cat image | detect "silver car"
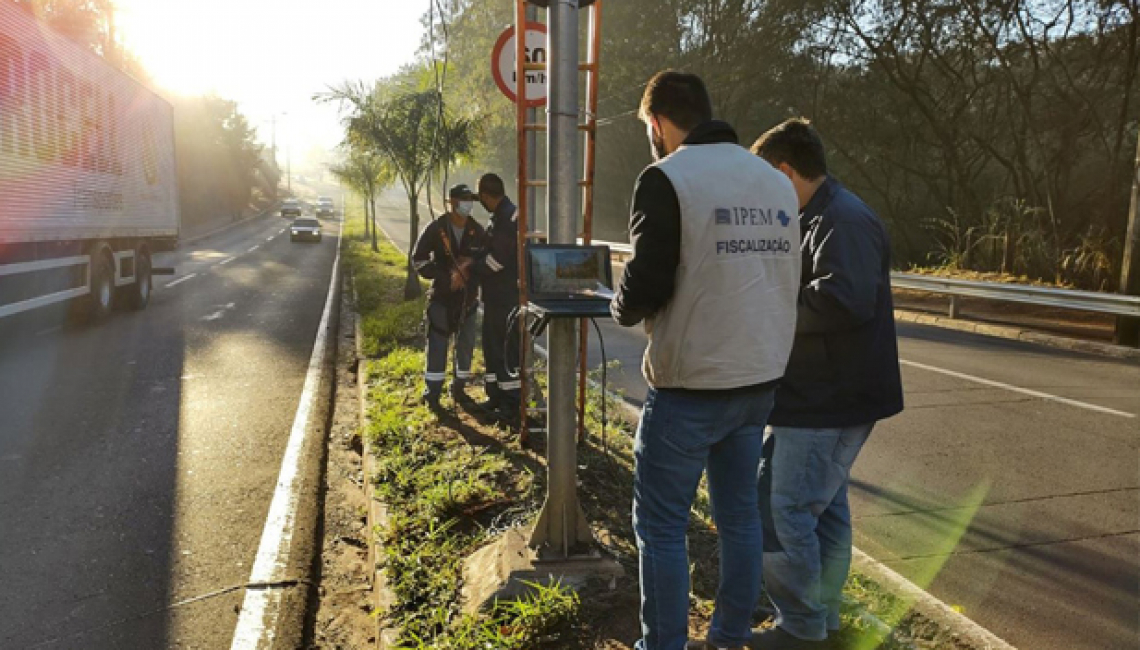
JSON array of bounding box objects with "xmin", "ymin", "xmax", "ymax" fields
[{"xmin": 290, "ymin": 217, "xmax": 322, "ymax": 242}]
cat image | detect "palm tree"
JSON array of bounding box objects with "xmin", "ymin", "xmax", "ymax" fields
[{"xmin": 320, "ymin": 80, "xmax": 479, "ymax": 299}]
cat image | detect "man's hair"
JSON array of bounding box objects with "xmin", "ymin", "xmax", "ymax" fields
[
  {"xmin": 478, "ymin": 173, "xmax": 505, "ymax": 199},
  {"xmin": 751, "ymin": 118, "xmax": 828, "ymax": 180},
  {"xmin": 638, "ymin": 71, "xmax": 713, "ymax": 131}
]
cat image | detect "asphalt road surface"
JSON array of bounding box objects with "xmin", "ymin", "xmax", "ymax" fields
[
  {"xmin": 376, "ymin": 192, "xmax": 1139, "ymax": 650},
  {"xmin": 0, "ymin": 213, "xmax": 339, "ymax": 648}
]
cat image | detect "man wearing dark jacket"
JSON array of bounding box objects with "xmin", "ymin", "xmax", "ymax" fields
[
  {"xmin": 412, "ymin": 184, "xmax": 487, "ymax": 411},
  {"xmin": 612, "ymin": 71, "xmax": 801, "ymax": 650},
  {"xmin": 749, "ymin": 119, "xmax": 904, "ymax": 649},
  {"xmin": 473, "ymin": 173, "xmax": 521, "ymax": 420}
]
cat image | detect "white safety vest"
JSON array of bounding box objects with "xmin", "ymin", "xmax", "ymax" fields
[{"xmin": 642, "ymin": 143, "xmax": 802, "ymax": 389}]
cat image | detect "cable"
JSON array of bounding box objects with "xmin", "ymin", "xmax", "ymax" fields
[{"xmin": 588, "ymin": 317, "xmax": 609, "ymax": 459}]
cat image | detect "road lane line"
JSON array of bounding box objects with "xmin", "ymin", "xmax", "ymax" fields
[
  {"xmin": 248, "ymin": 245, "xmax": 260, "ymax": 253},
  {"xmin": 900, "ymin": 359, "xmax": 1135, "ymax": 419},
  {"xmin": 218, "ymin": 257, "xmax": 236, "ymax": 266},
  {"xmin": 266, "ymin": 235, "xmax": 275, "ymax": 242},
  {"xmin": 164, "ymin": 273, "xmax": 197, "ymax": 287},
  {"xmin": 230, "ymin": 220, "xmax": 342, "ymax": 649}
]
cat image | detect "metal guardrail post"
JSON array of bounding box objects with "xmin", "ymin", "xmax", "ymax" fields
[
  {"xmin": 1116, "ymin": 133, "xmax": 1140, "ymax": 347},
  {"xmin": 949, "ymin": 295, "xmax": 960, "ymax": 319}
]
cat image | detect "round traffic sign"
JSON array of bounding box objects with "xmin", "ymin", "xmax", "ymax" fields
[{"xmin": 491, "ymin": 22, "xmax": 547, "ymax": 107}]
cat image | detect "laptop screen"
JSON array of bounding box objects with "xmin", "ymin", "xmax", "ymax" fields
[{"xmin": 527, "ymin": 244, "xmax": 613, "ymax": 299}]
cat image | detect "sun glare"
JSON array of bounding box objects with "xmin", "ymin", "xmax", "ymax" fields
[{"xmin": 112, "ymin": 0, "xmax": 425, "ymax": 152}]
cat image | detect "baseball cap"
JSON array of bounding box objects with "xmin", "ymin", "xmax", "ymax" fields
[{"xmin": 449, "ymin": 184, "xmax": 476, "ymax": 199}]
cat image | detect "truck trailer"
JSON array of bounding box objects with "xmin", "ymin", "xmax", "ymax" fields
[{"xmin": 0, "ymin": 1, "xmax": 179, "ymax": 324}]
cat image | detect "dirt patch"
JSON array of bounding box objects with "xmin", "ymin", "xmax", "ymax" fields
[{"xmin": 308, "ymin": 298, "xmax": 377, "ymax": 649}]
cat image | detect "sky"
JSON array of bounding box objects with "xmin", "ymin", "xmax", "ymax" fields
[{"xmin": 114, "ymin": 0, "xmax": 427, "ymax": 170}]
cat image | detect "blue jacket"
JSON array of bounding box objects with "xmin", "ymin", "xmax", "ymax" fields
[
  {"xmin": 768, "ymin": 177, "xmax": 904, "ymax": 428},
  {"xmin": 474, "ymin": 196, "xmax": 519, "ymax": 305}
]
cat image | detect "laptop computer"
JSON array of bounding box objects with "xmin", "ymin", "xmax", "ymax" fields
[{"xmin": 525, "ymin": 243, "xmax": 615, "ymax": 318}]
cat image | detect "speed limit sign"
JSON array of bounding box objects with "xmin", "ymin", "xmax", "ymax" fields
[{"xmin": 491, "ymin": 22, "xmax": 548, "ymax": 107}]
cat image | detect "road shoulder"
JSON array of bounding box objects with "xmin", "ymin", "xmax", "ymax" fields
[{"xmin": 894, "ymin": 308, "xmax": 1140, "ymax": 361}]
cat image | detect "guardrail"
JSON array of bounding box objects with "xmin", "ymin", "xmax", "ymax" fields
[{"xmin": 588, "ymin": 238, "xmax": 1140, "ymax": 320}]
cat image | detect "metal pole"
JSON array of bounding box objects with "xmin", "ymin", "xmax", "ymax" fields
[
  {"xmin": 530, "ymin": 0, "xmax": 592, "ymax": 557},
  {"xmin": 522, "ymin": 3, "xmax": 540, "ymax": 418},
  {"xmin": 1115, "ymin": 132, "xmax": 1140, "ymax": 346},
  {"xmin": 514, "ymin": 0, "xmax": 531, "ymax": 443}
]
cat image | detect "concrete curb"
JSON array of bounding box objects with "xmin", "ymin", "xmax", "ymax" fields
[
  {"xmin": 852, "ymin": 549, "xmax": 1017, "ymax": 650},
  {"xmin": 349, "ymin": 274, "xmax": 402, "ymax": 650},
  {"xmin": 894, "ymin": 309, "xmax": 1140, "ymax": 361}
]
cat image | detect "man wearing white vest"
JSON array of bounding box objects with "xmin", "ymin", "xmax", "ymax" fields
[{"xmin": 610, "ymin": 71, "xmax": 801, "ymax": 650}]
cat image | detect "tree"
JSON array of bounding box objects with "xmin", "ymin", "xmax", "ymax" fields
[
  {"xmin": 330, "ymin": 147, "xmax": 393, "ymax": 253},
  {"xmin": 172, "ymin": 94, "xmax": 266, "ymax": 229},
  {"xmin": 321, "ymin": 77, "xmax": 477, "ymax": 299}
]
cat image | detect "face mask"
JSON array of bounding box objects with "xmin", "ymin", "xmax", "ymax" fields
[{"xmin": 456, "ymin": 201, "xmax": 474, "ymax": 217}]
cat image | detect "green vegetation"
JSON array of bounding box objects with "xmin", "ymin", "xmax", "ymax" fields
[
  {"xmin": 346, "ymin": 214, "xmax": 581, "ymax": 647},
  {"xmin": 321, "ymin": 67, "xmax": 480, "ymax": 299},
  {"xmin": 173, "ymin": 94, "xmax": 273, "ymax": 227},
  {"xmin": 430, "ymin": 0, "xmax": 1139, "ymax": 291}
]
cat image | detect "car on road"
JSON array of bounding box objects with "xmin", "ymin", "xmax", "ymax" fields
[
  {"xmin": 315, "ymin": 197, "xmax": 335, "ymax": 217},
  {"xmin": 281, "ymin": 199, "xmax": 302, "ymax": 217},
  {"xmin": 290, "ymin": 217, "xmax": 323, "ymax": 242}
]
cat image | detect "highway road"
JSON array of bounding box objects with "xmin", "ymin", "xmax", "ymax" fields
[
  {"xmin": 0, "ymin": 214, "xmax": 340, "ymax": 648},
  {"xmin": 376, "ymin": 192, "xmax": 1139, "ymax": 650}
]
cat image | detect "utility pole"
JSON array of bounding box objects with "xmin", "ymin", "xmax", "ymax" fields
[
  {"xmin": 529, "ymin": 0, "xmax": 593, "ymax": 558},
  {"xmin": 1116, "ymin": 132, "xmax": 1140, "ymax": 346}
]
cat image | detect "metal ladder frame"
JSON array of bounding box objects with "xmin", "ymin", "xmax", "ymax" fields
[{"xmin": 513, "ymin": 0, "xmax": 603, "ymax": 443}]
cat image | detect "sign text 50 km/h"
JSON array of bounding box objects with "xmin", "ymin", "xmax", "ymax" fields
[{"xmin": 491, "ymin": 22, "xmax": 547, "ymax": 107}]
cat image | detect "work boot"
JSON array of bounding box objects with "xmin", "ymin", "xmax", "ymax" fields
[
  {"xmin": 475, "ymin": 396, "xmax": 501, "ymax": 414},
  {"xmin": 493, "ymin": 401, "xmax": 522, "ymax": 429},
  {"xmin": 422, "ymin": 391, "xmax": 444, "ymax": 414},
  {"xmin": 450, "ymin": 381, "xmax": 472, "ymax": 406},
  {"xmin": 747, "ymin": 627, "xmax": 822, "ymax": 649}
]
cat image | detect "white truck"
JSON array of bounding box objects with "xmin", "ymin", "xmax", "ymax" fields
[{"xmin": 0, "ymin": 1, "xmax": 179, "ymax": 324}]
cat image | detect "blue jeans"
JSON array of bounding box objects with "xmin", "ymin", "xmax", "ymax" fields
[
  {"xmin": 758, "ymin": 424, "xmax": 874, "ymax": 640},
  {"xmin": 633, "ymin": 384, "xmax": 777, "ymax": 650}
]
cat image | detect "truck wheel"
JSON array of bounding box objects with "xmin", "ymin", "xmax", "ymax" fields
[
  {"xmin": 72, "ymin": 250, "xmax": 114, "ymax": 324},
  {"xmin": 120, "ymin": 250, "xmax": 152, "ymax": 311}
]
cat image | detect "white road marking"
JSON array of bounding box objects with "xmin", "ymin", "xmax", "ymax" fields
[
  {"xmin": 35, "ymin": 325, "xmax": 62, "ymax": 337},
  {"xmin": 201, "ymin": 303, "xmax": 237, "ymax": 322},
  {"xmin": 230, "ymin": 219, "xmax": 342, "ymax": 649},
  {"xmin": 218, "ymin": 257, "xmax": 236, "ymax": 266},
  {"xmin": 248, "ymin": 245, "xmax": 260, "ymax": 253},
  {"xmin": 901, "ymin": 359, "xmax": 1135, "ymax": 419},
  {"xmin": 266, "ymin": 235, "xmax": 275, "ymax": 242},
  {"xmin": 165, "ymin": 273, "xmax": 198, "ymax": 287}
]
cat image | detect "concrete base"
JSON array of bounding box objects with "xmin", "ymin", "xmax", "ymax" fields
[{"xmin": 461, "ymin": 526, "xmax": 624, "ymax": 614}]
